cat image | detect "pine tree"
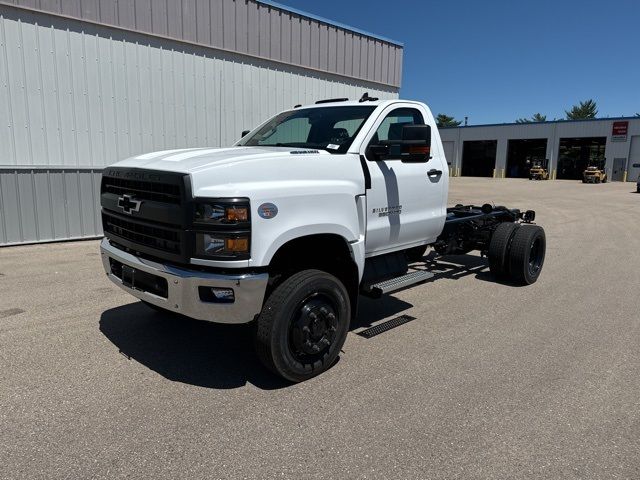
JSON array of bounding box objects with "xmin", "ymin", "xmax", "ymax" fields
[
  {"xmin": 565, "ymin": 100, "xmax": 597, "ymax": 120},
  {"xmin": 436, "ymin": 113, "xmax": 462, "ymax": 127}
]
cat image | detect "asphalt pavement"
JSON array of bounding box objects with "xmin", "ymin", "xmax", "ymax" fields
[{"xmin": 1, "ymin": 178, "xmax": 639, "ymax": 479}]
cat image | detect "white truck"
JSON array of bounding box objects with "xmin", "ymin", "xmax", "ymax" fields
[{"xmin": 100, "ymin": 95, "xmax": 546, "ymax": 382}]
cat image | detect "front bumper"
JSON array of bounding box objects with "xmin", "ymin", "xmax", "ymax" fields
[{"xmin": 100, "ymin": 239, "xmax": 268, "ymax": 324}]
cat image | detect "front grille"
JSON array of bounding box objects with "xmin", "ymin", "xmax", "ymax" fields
[
  {"xmin": 102, "ymin": 212, "xmax": 181, "ymax": 254},
  {"xmin": 101, "ymin": 177, "xmax": 181, "ymax": 204},
  {"xmin": 100, "ymin": 167, "xmax": 189, "ymax": 262}
]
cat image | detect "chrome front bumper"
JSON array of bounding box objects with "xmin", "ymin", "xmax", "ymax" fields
[{"xmin": 100, "ymin": 239, "xmax": 268, "ymax": 324}]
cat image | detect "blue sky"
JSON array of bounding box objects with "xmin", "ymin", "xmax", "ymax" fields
[{"xmin": 274, "ymin": 0, "xmax": 640, "ymax": 125}]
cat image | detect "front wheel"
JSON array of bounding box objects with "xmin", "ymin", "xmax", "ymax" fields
[{"xmin": 255, "ymin": 269, "xmax": 350, "ymax": 382}]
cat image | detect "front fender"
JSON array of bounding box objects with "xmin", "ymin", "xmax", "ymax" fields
[{"xmin": 252, "ymin": 223, "xmax": 360, "ymax": 268}]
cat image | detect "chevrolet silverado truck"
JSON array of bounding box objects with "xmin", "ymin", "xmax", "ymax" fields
[{"xmin": 100, "ymin": 95, "xmax": 546, "ymax": 382}]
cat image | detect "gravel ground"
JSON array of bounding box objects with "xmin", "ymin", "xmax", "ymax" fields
[{"xmin": 1, "ymin": 178, "xmax": 639, "ymax": 479}]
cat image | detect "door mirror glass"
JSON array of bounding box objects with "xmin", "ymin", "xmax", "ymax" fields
[
  {"xmin": 368, "ymin": 124, "xmax": 431, "ymax": 163},
  {"xmin": 397, "ymin": 124, "xmax": 431, "ymax": 163}
]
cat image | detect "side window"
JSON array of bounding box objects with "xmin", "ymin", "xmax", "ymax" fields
[
  {"xmin": 372, "ymin": 108, "xmax": 424, "ymax": 143},
  {"xmin": 256, "ymin": 117, "xmax": 311, "ymax": 145}
]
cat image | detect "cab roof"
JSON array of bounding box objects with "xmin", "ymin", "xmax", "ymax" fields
[{"xmin": 291, "ymin": 98, "xmax": 421, "ymax": 110}]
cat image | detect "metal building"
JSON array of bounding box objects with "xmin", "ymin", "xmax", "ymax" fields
[
  {"xmin": 0, "ymin": 0, "xmax": 403, "ymax": 246},
  {"xmin": 440, "ymin": 117, "xmax": 640, "ymax": 182}
]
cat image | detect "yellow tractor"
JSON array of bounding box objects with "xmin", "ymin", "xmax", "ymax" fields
[
  {"xmin": 529, "ymin": 159, "xmax": 549, "ymax": 180},
  {"xmin": 582, "ymin": 158, "xmax": 607, "ymax": 184}
]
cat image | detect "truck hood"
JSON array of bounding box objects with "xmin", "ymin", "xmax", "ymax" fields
[
  {"xmin": 109, "ymin": 146, "xmax": 361, "ymax": 198},
  {"xmin": 112, "ymin": 146, "xmax": 331, "ymax": 173}
]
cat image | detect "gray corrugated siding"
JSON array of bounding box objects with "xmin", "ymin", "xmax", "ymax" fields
[
  {"xmin": 0, "ymin": 168, "xmax": 102, "ymax": 244},
  {"xmin": 0, "ymin": 5, "xmax": 399, "ymax": 245},
  {"xmin": 0, "ymin": 0, "xmax": 403, "ymax": 88}
]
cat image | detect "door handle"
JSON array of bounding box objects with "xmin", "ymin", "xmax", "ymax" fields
[{"xmin": 427, "ymin": 169, "xmax": 443, "ymax": 177}]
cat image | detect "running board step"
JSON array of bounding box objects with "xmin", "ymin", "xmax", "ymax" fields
[{"xmin": 361, "ymin": 270, "xmax": 434, "ymax": 298}]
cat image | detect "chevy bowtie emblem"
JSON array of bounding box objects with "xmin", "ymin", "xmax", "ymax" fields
[{"xmin": 117, "ymin": 194, "xmax": 142, "ymax": 214}]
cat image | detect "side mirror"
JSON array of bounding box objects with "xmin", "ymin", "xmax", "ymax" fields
[
  {"xmin": 368, "ymin": 124, "xmax": 432, "ymax": 162},
  {"xmin": 241, "ymin": 130, "xmax": 250, "ymax": 138},
  {"xmin": 393, "ymin": 125, "xmax": 432, "ymax": 163}
]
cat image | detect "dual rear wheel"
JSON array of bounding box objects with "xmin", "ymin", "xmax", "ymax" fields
[{"xmin": 489, "ymin": 223, "xmax": 546, "ymax": 285}]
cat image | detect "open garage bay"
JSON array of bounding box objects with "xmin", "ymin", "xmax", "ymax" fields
[{"xmin": 1, "ymin": 178, "xmax": 639, "ymax": 479}]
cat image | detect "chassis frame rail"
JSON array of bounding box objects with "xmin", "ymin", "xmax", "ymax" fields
[{"xmin": 434, "ymin": 204, "xmax": 535, "ymax": 256}]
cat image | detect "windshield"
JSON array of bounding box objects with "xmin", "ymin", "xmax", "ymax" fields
[{"xmin": 237, "ymin": 105, "xmax": 376, "ymax": 154}]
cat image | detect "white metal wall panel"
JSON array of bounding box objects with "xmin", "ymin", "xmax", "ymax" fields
[
  {"xmin": 2, "ymin": 0, "xmax": 403, "ymax": 84},
  {"xmin": 0, "ymin": 6, "xmax": 399, "ymax": 245},
  {"xmin": 0, "ymin": 7, "xmax": 397, "ymax": 169}
]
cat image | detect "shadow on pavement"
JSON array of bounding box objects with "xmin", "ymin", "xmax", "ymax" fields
[
  {"xmin": 418, "ymin": 252, "xmax": 520, "ymax": 287},
  {"xmin": 99, "ymin": 294, "xmax": 417, "ymax": 390},
  {"xmin": 99, "ymin": 302, "xmax": 289, "ymax": 391},
  {"xmin": 98, "ymin": 254, "xmax": 509, "ymax": 390}
]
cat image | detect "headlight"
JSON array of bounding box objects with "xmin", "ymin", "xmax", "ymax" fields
[
  {"xmin": 192, "ymin": 199, "xmax": 250, "ymax": 260},
  {"xmin": 195, "ymin": 233, "xmax": 250, "ymax": 258},
  {"xmin": 194, "ymin": 202, "xmax": 249, "ymax": 225}
]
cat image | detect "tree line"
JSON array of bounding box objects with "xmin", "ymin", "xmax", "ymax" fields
[{"xmin": 436, "ymin": 99, "xmax": 638, "ymax": 127}]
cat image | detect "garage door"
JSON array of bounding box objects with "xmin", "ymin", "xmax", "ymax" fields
[
  {"xmin": 627, "ymin": 136, "xmax": 640, "ymax": 182},
  {"xmin": 442, "ymin": 141, "xmax": 455, "ymax": 174},
  {"xmin": 462, "ymin": 140, "xmax": 497, "ymax": 177}
]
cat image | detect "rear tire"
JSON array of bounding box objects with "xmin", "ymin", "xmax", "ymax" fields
[
  {"xmin": 507, "ymin": 225, "xmax": 546, "ymax": 285},
  {"xmin": 255, "ymin": 269, "xmax": 350, "ymax": 382},
  {"xmin": 488, "ymin": 222, "xmax": 519, "ymax": 279}
]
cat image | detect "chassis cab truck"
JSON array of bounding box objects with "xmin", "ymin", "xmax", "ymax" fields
[{"xmin": 100, "ymin": 97, "xmax": 546, "ymax": 382}]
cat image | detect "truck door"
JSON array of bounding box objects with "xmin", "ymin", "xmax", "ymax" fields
[{"xmin": 361, "ymin": 105, "xmax": 447, "ymax": 255}]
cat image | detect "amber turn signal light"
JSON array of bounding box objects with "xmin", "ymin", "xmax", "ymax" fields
[{"xmin": 225, "ymin": 237, "xmax": 249, "ymax": 252}]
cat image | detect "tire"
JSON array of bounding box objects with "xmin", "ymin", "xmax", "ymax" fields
[
  {"xmin": 596, "ymin": 177, "xmax": 601, "ymax": 184},
  {"xmin": 507, "ymin": 225, "xmax": 546, "ymax": 286},
  {"xmin": 488, "ymin": 222, "xmax": 519, "ymax": 279},
  {"xmin": 406, "ymin": 245, "xmax": 428, "ymax": 262},
  {"xmin": 255, "ymin": 269, "xmax": 350, "ymax": 382}
]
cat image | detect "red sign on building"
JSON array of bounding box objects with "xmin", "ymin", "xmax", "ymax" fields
[{"xmin": 611, "ymin": 121, "xmax": 628, "ymax": 142}]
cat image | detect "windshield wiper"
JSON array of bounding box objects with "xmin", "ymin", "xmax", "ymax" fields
[{"xmin": 272, "ymin": 142, "xmax": 334, "ymax": 152}]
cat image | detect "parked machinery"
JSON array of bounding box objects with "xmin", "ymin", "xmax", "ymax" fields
[
  {"xmin": 583, "ymin": 158, "xmax": 607, "ymax": 183},
  {"xmin": 529, "ymin": 158, "xmax": 549, "ymax": 180}
]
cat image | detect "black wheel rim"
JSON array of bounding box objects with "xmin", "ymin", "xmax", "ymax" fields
[
  {"xmin": 288, "ymin": 293, "xmax": 338, "ymax": 362},
  {"xmin": 528, "ymin": 237, "xmax": 543, "ymax": 275}
]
